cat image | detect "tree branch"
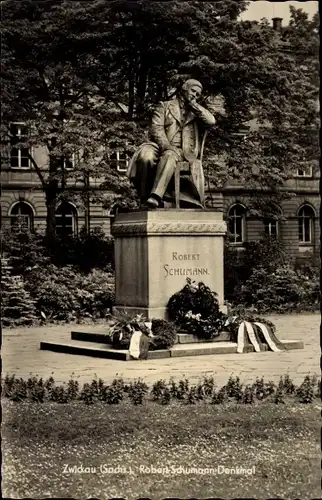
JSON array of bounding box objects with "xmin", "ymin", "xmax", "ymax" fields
[{"xmin": 27, "ymin": 153, "xmax": 46, "ymax": 187}]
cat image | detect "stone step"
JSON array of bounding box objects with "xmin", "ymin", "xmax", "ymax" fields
[
  {"xmin": 71, "ymin": 331, "xmax": 110, "ymax": 343},
  {"xmin": 70, "ymin": 330, "xmax": 231, "ymax": 345},
  {"xmin": 176, "ymin": 331, "xmax": 231, "ymax": 343},
  {"xmin": 40, "ymin": 338, "xmax": 304, "ymax": 361},
  {"xmin": 40, "ymin": 340, "xmax": 170, "ymax": 360}
]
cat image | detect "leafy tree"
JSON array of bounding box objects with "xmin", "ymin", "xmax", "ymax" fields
[
  {"xmin": 1, "ymin": 0, "xmax": 319, "ymax": 228},
  {"xmin": 1, "ymin": 263, "xmax": 38, "ymax": 327},
  {"xmin": 1, "ymin": 0, "xmax": 117, "ymax": 236}
]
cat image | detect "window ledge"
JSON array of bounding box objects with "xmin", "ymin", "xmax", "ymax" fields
[
  {"xmin": 10, "ymin": 167, "xmax": 32, "ymax": 171},
  {"xmin": 228, "ymin": 244, "xmax": 245, "ymax": 250},
  {"xmin": 298, "ymin": 245, "xmax": 314, "ymax": 253}
]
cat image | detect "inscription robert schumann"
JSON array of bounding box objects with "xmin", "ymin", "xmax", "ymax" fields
[{"xmin": 164, "ymin": 252, "xmax": 209, "ymax": 278}]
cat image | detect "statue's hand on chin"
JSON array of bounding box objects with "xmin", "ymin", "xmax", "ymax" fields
[{"xmin": 188, "ymin": 99, "xmax": 200, "ymax": 111}]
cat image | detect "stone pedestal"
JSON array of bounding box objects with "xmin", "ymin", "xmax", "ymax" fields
[{"xmin": 111, "ymin": 209, "xmax": 227, "ymax": 320}]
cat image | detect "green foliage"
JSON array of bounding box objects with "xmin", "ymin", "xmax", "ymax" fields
[
  {"xmin": 296, "ymin": 375, "xmax": 316, "ymax": 404},
  {"xmin": 79, "ymin": 383, "xmax": 95, "ymax": 405},
  {"xmin": 252, "ymin": 377, "xmax": 276, "ymax": 401},
  {"xmin": 107, "ymin": 314, "xmax": 177, "ymax": 351},
  {"xmin": 224, "ymin": 238, "xmax": 291, "ymax": 303},
  {"xmin": 127, "ymin": 379, "xmax": 149, "ymax": 405},
  {"xmin": 211, "ymin": 386, "xmax": 228, "ymax": 405},
  {"xmin": 107, "ymin": 312, "xmax": 149, "ymax": 349},
  {"xmin": 2, "ymin": 1, "xmax": 319, "ymax": 230},
  {"xmin": 78, "ymin": 378, "xmax": 125, "ymax": 404},
  {"xmin": 225, "ymin": 376, "xmax": 244, "ymax": 402},
  {"xmin": 98, "ymin": 378, "xmax": 125, "ymax": 404},
  {"xmin": 48, "ymin": 228, "xmax": 115, "ymax": 272},
  {"xmin": 3, "ymin": 373, "xmax": 319, "ymax": 406},
  {"xmin": 4, "ymin": 377, "xmax": 28, "ymax": 402},
  {"xmin": 24, "ymin": 264, "xmax": 114, "ymax": 322},
  {"xmin": 149, "ymin": 319, "xmax": 177, "ymax": 350},
  {"xmin": 274, "ymin": 381, "xmax": 286, "ymax": 404},
  {"xmin": 1, "ymin": 265, "xmax": 38, "ymax": 327},
  {"xmin": 201, "ymin": 376, "xmax": 216, "ymax": 397},
  {"xmin": 160, "ymin": 387, "xmax": 171, "ymax": 405},
  {"xmin": 167, "ymin": 278, "xmax": 226, "ymax": 339},
  {"xmin": 186, "ymin": 386, "xmax": 199, "ymax": 405},
  {"xmin": 225, "ymin": 239, "xmax": 320, "ymax": 313},
  {"xmin": 67, "ymin": 380, "xmax": 79, "ymax": 400},
  {"xmin": 224, "ymin": 312, "xmax": 276, "ymax": 343},
  {"xmin": 151, "ymin": 380, "xmax": 168, "ymax": 401},
  {"xmin": 167, "ymin": 278, "xmax": 276, "ymax": 341},
  {"xmin": 47, "ymin": 384, "xmax": 70, "ymax": 404},
  {"xmin": 242, "ymin": 385, "xmax": 255, "ymax": 405},
  {"xmin": 2, "ymin": 230, "xmax": 50, "ymax": 276},
  {"xmin": 280, "ymin": 374, "xmax": 296, "ymax": 395},
  {"xmin": 103, "ymin": 385, "xmax": 124, "ymax": 405},
  {"xmin": 240, "ymin": 265, "xmax": 306, "ymax": 313},
  {"xmin": 2, "ymin": 228, "xmax": 114, "ymax": 276}
]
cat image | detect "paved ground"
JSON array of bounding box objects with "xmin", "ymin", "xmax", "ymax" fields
[{"xmin": 2, "ymin": 314, "xmax": 320, "ymax": 386}]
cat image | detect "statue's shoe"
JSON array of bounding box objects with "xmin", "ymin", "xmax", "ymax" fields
[{"xmin": 145, "ymin": 196, "xmax": 159, "ymax": 208}]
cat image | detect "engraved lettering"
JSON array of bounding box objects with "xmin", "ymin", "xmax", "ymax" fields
[
  {"xmin": 171, "ymin": 253, "xmax": 201, "ymax": 261},
  {"xmin": 164, "ymin": 264, "xmax": 209, "ymax": 278}
]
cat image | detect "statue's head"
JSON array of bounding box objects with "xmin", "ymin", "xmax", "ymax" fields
[{"xmin": 181, "ymin": 79, "xmax": 203, "ymax": 103}]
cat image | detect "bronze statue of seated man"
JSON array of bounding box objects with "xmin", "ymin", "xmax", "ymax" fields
[{"xmin": 127, "ymin": 79, "xmax": 216, "ymax": 209}]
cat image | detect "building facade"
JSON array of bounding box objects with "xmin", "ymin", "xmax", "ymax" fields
[
  {"xmin": 1, "ymin": 129, "xmax": 319, "ymax": 259},
  {"xmin": 1, "ymin": 17, "xmax": 319, "ymax": 258}
]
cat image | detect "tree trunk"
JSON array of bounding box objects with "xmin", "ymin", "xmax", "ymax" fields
[
  {"xmin": 45, "ymin": 182, "xmax": 58, "ymax": 238},
  {"xmin": 128, "ymin": 61, "xmax": 135, "ymax": 119},
  {"xmin": 136, "ymin": 56, "xmax": 148, "ymax": 117},
  {"xmin": 46, "ymin": 150, "xmax": 59, "ymax": 238},
  {"xmin": 84, "ymin": 171, "xmax": 90, "ymax": 236}
]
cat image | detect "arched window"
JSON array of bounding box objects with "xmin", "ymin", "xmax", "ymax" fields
[
  {"xmin": 228, "ymin": 204, "xmax": 246, "ymax": 244},
  {"xmin": 298, "ymin": 205, "xmax": 315, "ymax": 244},
  {"xmin": 9, "ymin": 201, "xmax": 34, "ymax": 232},
  {"xmin": 55, "ymin": 202, "xmax": 78, "ymax": 237}
]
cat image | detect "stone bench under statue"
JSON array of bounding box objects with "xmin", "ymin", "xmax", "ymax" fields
[{"xmin": 174, "ymin": 129, "xmax": 208, "ymax": 209}]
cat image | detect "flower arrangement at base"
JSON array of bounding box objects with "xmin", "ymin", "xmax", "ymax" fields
[
  {"xmin": 167, "ymin": 278, "xmax": 227, "ymax": 339},
  {"xmin": 105, "ymin": 312, "xmax": 177, "ymax": 354},
  {"xmin": 223, "ymin": 312, "xmax": 284, "ymax": 353},
  {"xmin": 167, "ymin": 279, "xmax": 282, "ymax": 351},
  {"xmin": 149, "ymin": 319, "xmax": 177, "ymax": 350}
]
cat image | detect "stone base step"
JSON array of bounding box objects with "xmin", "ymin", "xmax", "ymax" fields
[
  {"xmin": 40, "ymin": 339, "xmax": 304, "ymax": 361},
  {"xmin": 70, "ymin": 330, "xmax": 231, "ymax": 345},
  {"xmin": 176, "ymin": 331, "xmax": 231, "ymax": 343}
]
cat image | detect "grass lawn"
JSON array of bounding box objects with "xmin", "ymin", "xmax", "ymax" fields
[{"xmin": 2, "ymin": 399, "xmax": 320, "ymax": 499}]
